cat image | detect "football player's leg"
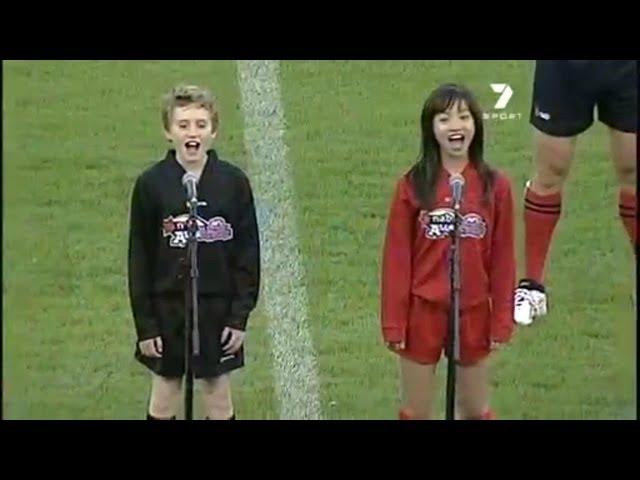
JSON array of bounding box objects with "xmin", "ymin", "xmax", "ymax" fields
[
  {"xmin": 148, "ymin": 373, "xmax": 182, "ymax": 420},
  {"xmin": 526, "ymin": 61, "xmax": 594, "ymax": 284},
  {"xmin": 517, "ymin": 61, "xmax": 593, "ymax": 324},
  {"xmin": 516, "ymin": 131, "xmax": 576, "ymax": 324},
  {"xmin": 200, "ymin": 373, "xmax": 235, "ymax": 420},
  {"xmin": 598, "ymin": 61, "xmax": 637, "ymax": 249},
  {"xmin": 610, "ymin": 129, "xmax": 637, "ymax": 248}
]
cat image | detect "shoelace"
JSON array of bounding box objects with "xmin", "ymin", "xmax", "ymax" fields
[{"xmin": 514, "ymin": 289, "xmax": 532, "ymax": 306}]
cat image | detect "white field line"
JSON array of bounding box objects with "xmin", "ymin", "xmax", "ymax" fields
[{"xmin": 236, "ymin": 60, "xmax": 322, "ymax": 420}]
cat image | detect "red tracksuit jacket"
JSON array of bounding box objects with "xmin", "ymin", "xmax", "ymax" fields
[{"xmin": 381, "ymin": 163, "xmax": 515, "ymax": 345}]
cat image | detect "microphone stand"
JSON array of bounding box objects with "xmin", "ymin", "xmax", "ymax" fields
[
  {"xmin": 184, "ymin": 195, "xmax": 206, "ymax": 420},
  {"xmin": 445, "ymin": 196, "xmax": 463, "ymax": 421}
]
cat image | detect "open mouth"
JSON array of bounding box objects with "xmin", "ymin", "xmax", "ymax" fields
[
  {"xmin": 184, "ymin": 140, "xmax": 201, "ymax": 155},
  {"xmin": 447, "ymin": 133, "xmax": 465, "ymax": 149}
]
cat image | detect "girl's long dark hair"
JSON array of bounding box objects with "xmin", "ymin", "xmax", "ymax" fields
[{"xmin": 409, "ymin": 83, "xmax": 495, "ymax": 210}]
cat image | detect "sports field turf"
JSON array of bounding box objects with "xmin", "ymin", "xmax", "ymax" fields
[{"xmin": 3, "ymin": 60, "xmax": 635, "ymax": 419}]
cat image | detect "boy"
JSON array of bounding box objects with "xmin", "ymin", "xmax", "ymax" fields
[{"xmin": 128, "ymin": 84, "xmax": 260, "ymax": 420}]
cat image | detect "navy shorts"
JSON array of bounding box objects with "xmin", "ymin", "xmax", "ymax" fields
[
  {"xmin": 135, "ymin": 295, "xmax": 244, "ymax": 379},
  {"xmin": 530, "ymin": 60, "xmax": 637, "ymax": 136}
]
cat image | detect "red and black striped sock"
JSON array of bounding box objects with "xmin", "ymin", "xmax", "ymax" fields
[
  {"xmin": 619, "ymin": 189, "xmax": 637, "ymax": 253},
  {"xmin": 524, "ymin": 186, "xmax": 562, "ymax": 284}
]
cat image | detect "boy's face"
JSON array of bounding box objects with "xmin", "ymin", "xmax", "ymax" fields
[{"xmin": 165, "ymin": 104, "xmax": 217, "ymax": 164}]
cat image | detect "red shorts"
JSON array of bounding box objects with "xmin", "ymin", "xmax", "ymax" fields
[{"xmin": 399, "ymin": 295, "xmax": 492, "ymax": 366}]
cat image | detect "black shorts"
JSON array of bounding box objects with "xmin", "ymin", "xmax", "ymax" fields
[
  {"xmin": 135, "ymin": 295, "xmax": 244, "ymax": 379},
  {"xmin": 530, "ymin": 60, "xmax": 637, "ymax": 136}
]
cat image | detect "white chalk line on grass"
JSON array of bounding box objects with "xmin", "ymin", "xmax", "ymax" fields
[{"xmin": 237, "ymin": 60, "xmax": 322, "ymax": 420}]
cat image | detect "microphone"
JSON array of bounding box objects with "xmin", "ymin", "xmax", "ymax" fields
[
  {"xmin": 182, "ymin": 172, "xmax": 198, "ymax": 202},
  {"xmin": 449, "ymin": 174, "xmax": 465, "ymax": 209}
]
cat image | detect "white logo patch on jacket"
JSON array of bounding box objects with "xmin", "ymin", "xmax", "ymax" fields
[
  {"xmin": 419, "ymin": 208, "xmax": 487, "ymax": 239},
  {"xmin": 162, "ymin": 214, "xmax": 234, "ymax": 248}
]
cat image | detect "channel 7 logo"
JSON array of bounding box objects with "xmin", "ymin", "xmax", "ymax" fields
[
  {"xmin": 490, "ymin": 83, "xmax": 514, "ymax": 109},
  {"xmin": 485, "ymin": 83, "xmax": 521, "ymax": 121}
]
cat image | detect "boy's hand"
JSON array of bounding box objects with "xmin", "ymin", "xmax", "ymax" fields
[
  {"xmin": 221, "ymin": 327, "xmax": 245, "ymax": 355},
  {"xmin": 139, "ymin": 336, "xmax": 163, "ymax": 358}
]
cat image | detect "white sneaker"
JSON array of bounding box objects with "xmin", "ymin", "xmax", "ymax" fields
[{"xmin": 514, "ymin": 279, "xmax": 548, "ymax": 326}]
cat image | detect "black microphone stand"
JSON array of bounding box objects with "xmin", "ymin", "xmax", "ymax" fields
[
  {"xmin": 445, "ymin": 196, "xmax": 463, "ymax": 421},
  {"xmin": 184, "ymin": 195, "xmax": 206, "ymax": 420}
]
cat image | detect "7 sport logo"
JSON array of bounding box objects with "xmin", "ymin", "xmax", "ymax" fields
[
  {"xmin": 485, "ymin": 83, "xmax": 521, "ymax": 121},
  {"xmin": 490, "ymin": 83, "xmax": 513, "ymax": 109}
]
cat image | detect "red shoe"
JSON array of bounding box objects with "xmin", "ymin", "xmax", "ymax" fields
[
  {"xmin": 399, "ymin": 408, "xmax": 415, "ymax": 420},
  {"xmin": 480, "ymin": 410, "xmax": 496, "ymax": 420}
]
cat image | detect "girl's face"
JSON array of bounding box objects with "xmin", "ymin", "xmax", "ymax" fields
[{"xmin": 432, "ymin": 99, "xmax": 475, "ymax": 159}]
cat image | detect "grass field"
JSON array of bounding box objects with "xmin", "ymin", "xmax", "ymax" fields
[{"xmin": 3, "ymin": 60, "xmax": 636, "ymax": 419}]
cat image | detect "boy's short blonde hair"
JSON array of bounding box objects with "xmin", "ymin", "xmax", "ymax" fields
[{"xmin": 161, "ymin": 84, "xmax": 219, "ymax": 132}]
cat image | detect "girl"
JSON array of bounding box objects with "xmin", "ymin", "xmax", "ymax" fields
[{"xmin": 381, "ymin": 83, "xmax": 515, "ymax": 420}]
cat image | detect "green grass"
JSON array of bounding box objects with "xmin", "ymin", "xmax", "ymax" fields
[
  {"xmin": 280, "ymin": 60, "xmax": 635, "ymax": 419},
  {"xmin": 3, "ymin": 60, "xmax": 635, "ymax": 419},
  {"xmin": 3, "ymin": 60, "xmax": 277, "ymax": 419}
]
